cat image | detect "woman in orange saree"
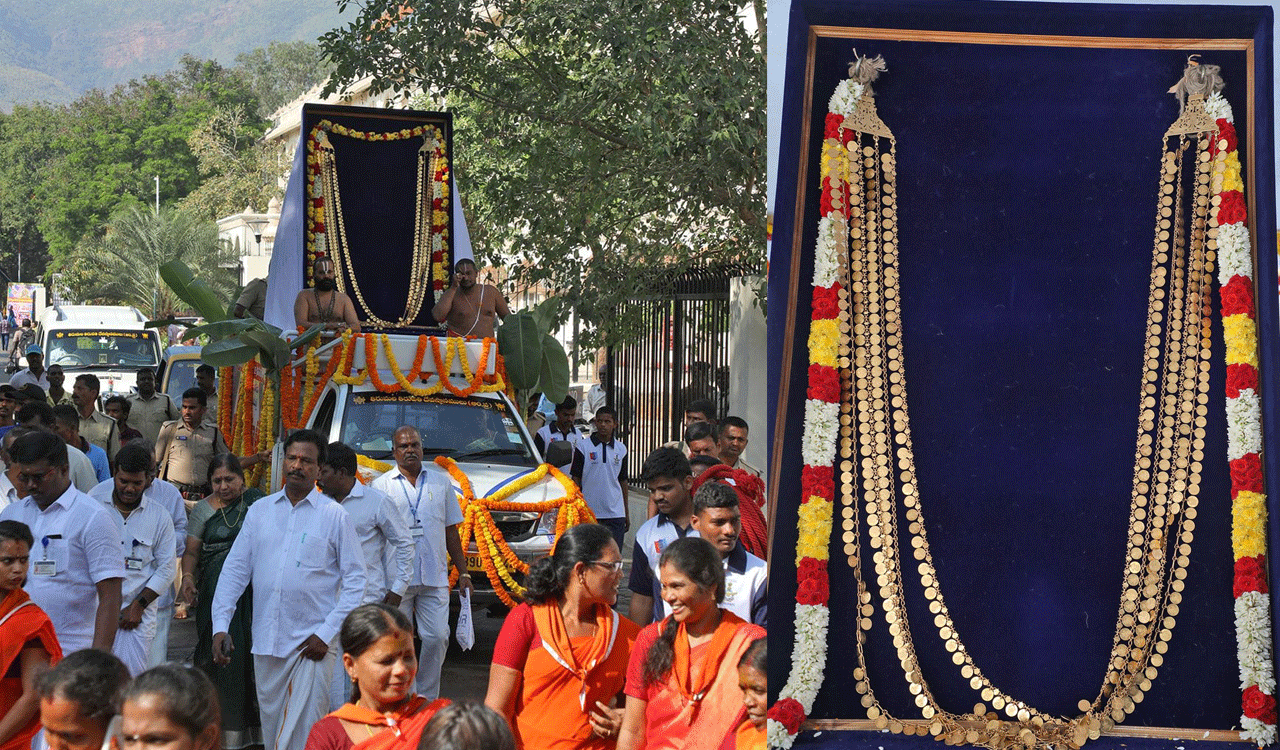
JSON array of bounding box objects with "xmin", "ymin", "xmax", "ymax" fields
[
  {"xmin": 617, "ymin": 538, "xmax": 765, "ymax": 750},
  {"xmin": 720, "ymin": 638, "xmax": 766, "ymax": 750},
  {"xmin": 305, "ymin": 604, "xmax": 448, "ymax": 750},
  {"xmin": 0, "ymin": 520, "xmax": 61, "ymax": 750},
  {"xmin": 485, "ymin": 523, "xmax": 641, "ymax": 749}
]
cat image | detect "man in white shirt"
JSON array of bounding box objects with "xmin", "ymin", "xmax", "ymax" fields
[
  {"xmin": 0, "ymin": 430, "xmax": 123, "ymax": 654},
  {"xmin": 569, "ymin": 406, "xmax": 629, "ymax": 552},
  {"xmin": 211, "ymin": 429, "xmax": 365, "ymax": 750},
  {"xmin": 0, "ymin": 427, "xmax": 22, "ymax": 509},
  {"xmin": 8, "ymin": 344, "xmax": 49, "ymax": 390},
  {"xmin": 90, "ymin": 444, "xmax": 187, "ymax": 669},
  {"xmin": 16, "ymin": 403, "xmax": 99, "ymax": 492},
  {"xmin": 688, "ymin": 480, "xmax": 767, "ymax": 626},
  {"xmin": 318, "ymin": 440, "xmax": 414, "ymax": 710},
  {"xmin": 100, "ymin": 443, "xmax": 176, "ymax": 675},
  {"xmin": 370, "ymin": 426, "xmax": 472, "ymax": 701}
]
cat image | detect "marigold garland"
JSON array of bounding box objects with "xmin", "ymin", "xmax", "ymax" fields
[
  {"xmin": 434, "ymin": 456, "xmax": 596, "ymax": 608},
  {"xmin": 218, "ymin": 366, "xmax": 234, "ymax": 439},
  {"xmin": 1209, "ymin": 88, "xmax": 1278, "ymax": 746},
  {"xmin": 324, "ymin": 332, "xmax": 502, "ymax": 397}
]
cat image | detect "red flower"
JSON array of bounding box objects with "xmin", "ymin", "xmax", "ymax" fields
[
  {"xmin": 313, "ymin": 222, "xmax": 325, "ymax": 233},
  {"xmin": 1234, "ymin": 555, "xmax": 1269, "ymax": 598},
  {"xmin": 1227, "ymin": 364, "xmax": 1259, "ymax": 399},
  {"xmin": 770, "ymin": 698, "xmax": 807, "ymax": 734},
  {"xmin": 1211, "ymin": 119, "xmax": 1238, "ymax": 156},
  {"xmin": 1243, "ymin": 685, "xmax": 1277, "ymax": 725},
  {"xmin": 1231, "ymin": 453, "xmax": 1264, "ymax": 498},
  {"xmin": 812, "ymin": 284, "xmax": 841, "ymax": 319},
  {"xmin": 824, "ymin": 113, "xmax": 843, "ymax": 140},
  {"xmin": 1221, "ymin": 273, "xmax": 1256, "ymax": 319},
  {"xmin": 807, "ymin": 364, "xmax": 841, "ymax": 403},
  {"xmin": 801, "ymin": 465, "xmax": 835, "ymax": 502},
  {"xmin": 1218, "ymin": 190, "xmax": 1247, "ymax": 226},
  {"xmin": 820, "ymin": 182, "xmax": 835, "ymax": 216},
  {"xmin": 797, "ymin": 557, "xmax": 825, "ymax": 580},
  {"xmin": 797, "ymin": 573, "xmax": 830, "ymax": 605}
]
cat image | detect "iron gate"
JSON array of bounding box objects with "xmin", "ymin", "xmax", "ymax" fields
[{"xmin": 605, "ymin": 264, "xmax": 756, "ymax": 482}]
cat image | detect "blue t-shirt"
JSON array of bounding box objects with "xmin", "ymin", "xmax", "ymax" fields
[{"xmin": 83, "ymin": 442, "xmax": 110, "ymax": 483}]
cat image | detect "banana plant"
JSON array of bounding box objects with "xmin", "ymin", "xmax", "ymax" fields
[{"xmin": 496, "ymin": 298, "xmax": 570, "ymax": 406}]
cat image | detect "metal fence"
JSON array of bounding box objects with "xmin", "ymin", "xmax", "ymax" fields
[{"xmin": 605, "ymin": 264, "xmax": 756, "ymax": 482}]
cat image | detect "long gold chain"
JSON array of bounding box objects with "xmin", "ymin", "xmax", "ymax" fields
[
  {"xmin": 315, "ymin": 130, "xmax": 436, "ymax": 328},
  {"xmin": 836, "ymin": 84, "xmax": 1216, "ymax": 749}
]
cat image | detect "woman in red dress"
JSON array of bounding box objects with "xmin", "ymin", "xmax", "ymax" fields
[
  {"xmin": 305, "ymin": 604, "xmax": 449, "ymax": 750},
  {"xmin": 0, "ymin": 520, "xmax": 62, "ymax": 750},
  {"xmin": 617, "ymin": 537, "xmax": 765, "ymax": 750}
]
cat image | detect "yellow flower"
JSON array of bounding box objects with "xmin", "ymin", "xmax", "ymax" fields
[
  {"xmin": 1223, "ymin": 153, "xmax": 1243, "ymax": 193},
  {"xmin": 808, "ymin": 319, "xmax": 840, "ymax": 368},
  {"xmin": 796, "ymin": 498, "xmax": 833, "ymax": 562},
  {"xmin": 1224, "ymin": 315, "xmax": 1259, "ymax": 367},
  {"xmin": 1234, "ymin": 490, "xmax": 1269, "ymax": 559}
]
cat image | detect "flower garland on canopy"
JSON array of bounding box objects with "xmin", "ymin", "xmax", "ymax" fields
[
  {"xmin": 765, "ymin": 76, "xmax": 855, "ymax": 750},
  {"xmin": 434, "ymin": 456, "xmax": 596, "ymax": 608},
  {"xmin": 218, "ymin": 366, "xmax": 235, "ymax": 439},
  {"xmin": 1206, "ymin": 91, "xmax": 1277, "ymax": 747},
  {"xmin": 280, "ymin": 340, "xmax": 344, "ymax": 431},
  {"xmin": 305, "ymin": 120, "xmax": 450, "ymax": 303},
  {"xmin": 329, "ymin": 330, "xmax": 505, "ymax": 396}
]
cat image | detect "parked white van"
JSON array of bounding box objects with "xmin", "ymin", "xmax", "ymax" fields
[{"xmin": 35, "ymin": 305, "xmax": 162, "ymax": 397}]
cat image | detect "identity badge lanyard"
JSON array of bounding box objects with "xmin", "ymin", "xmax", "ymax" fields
[
  {"xmin": 33, "ymin": 535, "xmax": 58, "ymax": 576},
  {"xmin": 125, "ymin": 539, "xmax": 143, "ymax": 571},
  {"xmin": 403, "ymin": 478, "xmax": 426, "ymax": 537}
]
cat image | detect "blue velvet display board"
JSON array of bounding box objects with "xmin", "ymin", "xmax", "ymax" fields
[
  {"xmin": 299, "ymin": 104, "xmax": 454, "ymax": 329},
  {"xmin": 768, "ymin": 0, "xmax": 1277, "ymax": 743}
]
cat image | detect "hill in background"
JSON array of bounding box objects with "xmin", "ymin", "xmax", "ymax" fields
[{"xmin": 0, "ymin": 0, "xmax": 344, "ymax": 111}]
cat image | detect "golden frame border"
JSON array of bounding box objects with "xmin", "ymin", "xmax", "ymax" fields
[{"xmin": 770, "ymin": 25, "xmax": 1258, "ymax": 744}]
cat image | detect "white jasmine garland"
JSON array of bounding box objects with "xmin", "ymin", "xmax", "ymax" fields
[
  {"xmin": 813, "ymin": 216, "xmax": 840, "ymax": 288},
  {"xmin": 781, "ymin": 604, "xmax": 831, "ymax": 712},
  {"xmin": 802, "ymin": 399, "xmax": 841, "ymax": 468},
  {"xmin": 828, "ymin": 79, "xmax": 864, "ymax": 117},
  {"xmin": 1244, "ymin": 717, "xmax": 1278, "ymax": 746},
  {"xmin": 1206, "ymin": 92, "xmax": 1234, "ymax": 124},
  {"xmin": 768, "ymin": 719, "xmax": 795, "ymax": 749},
  {"xmin": 1227, "ymin": 392, "xmax": 1263, "ymax": 460},
  {"xmin": 1217, "ymin": 223, "xmax": 1253, "ymax": 284},
  {"xmin": 1237, "ymin": 592, "xmax": 1277, "ymax": 692}
]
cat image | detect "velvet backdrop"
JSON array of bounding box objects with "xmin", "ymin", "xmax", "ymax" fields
[
  {"xmin": 768, "ymin": 0, "xmax": 1277, "ymax": 741},
  {"xmin": 299, "ymin": 104, "xmax": 454, "ymax": 330}
]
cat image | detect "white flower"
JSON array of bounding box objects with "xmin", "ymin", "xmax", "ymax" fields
[
  {"xmin": 1236, "ymin": 593, "xmax": 1277, "ymax": 693},
  {"xmin": 1242, "ymin": 716, "xmax": 1277, "ymax": 746},
  {"xmin": 780, "ymin": 604, "xmax": 831, "ymax": 713},
  {"xmin": 1206, "ymin": 92, "xmax": 1235, "ymax": 124},
  {"xmin": 1217, "ymin": 223, "xmax": 1253, "ymax": 284},
  {"xmin": 813, "ymin": 216, "xmax": 841, "ymax": 288},
  {"xmin": 829, "ymin": 79, "xmax": 864, "ymax": 117},
  {"xmin": 802, "ymin": 400, "xmax": 841, "ymax": 468},
  {"xmin": 768, "ymin": 719, "xmax": 796, "ymax": 749},
  {"xmin": 1227, "ymin": 392, "xmax": 1263, "ymax": 460}
]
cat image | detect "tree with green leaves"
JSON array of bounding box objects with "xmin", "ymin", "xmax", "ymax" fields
[
  {"xmin": 319, "ymin": 0, "xmax": 765, "ymax": 351},
  {"xmin": 235, "ymin": 40, "xmax": 335, "ymax": 119},
  {"xmin": 54, "ymin": 205, "xmax": 237, "ymax": 316},
  {"xmin": 180, "ymin": 104, "xmax": 282, "ymax": 221}
]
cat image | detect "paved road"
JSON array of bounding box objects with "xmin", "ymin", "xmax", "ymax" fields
[{"xmin": 166, "ymin": 486, "xmax": 650, "ymax": 703}]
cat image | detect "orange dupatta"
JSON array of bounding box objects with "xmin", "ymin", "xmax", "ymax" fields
[
  {"xmin": 327, "ymin": 696, "xmax": 450, "ymax": 750},
  {"xmin": 531, "ymin": 601, "xmax": 619, "ymax": 711},
  {"xmin": 0, "ymin": 587, "xmax": 62, "ymax": 750}
]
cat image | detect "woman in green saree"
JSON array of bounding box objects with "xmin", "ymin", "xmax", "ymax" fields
[{"xmin": 180, "ymin": 454, "xmax": 264, "ymax": 750}]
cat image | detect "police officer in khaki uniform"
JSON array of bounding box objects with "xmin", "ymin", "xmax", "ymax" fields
[
  {"xmin": 154, "ymin": 387, "xmax": 228, "ymax": 499},
  {"xmin": 126, "ymin": 368, "xmax": 177, "ymax": 445},
  {"xmin": 73, "ymin": 373, "xmax": 120, "ymax": 462}
]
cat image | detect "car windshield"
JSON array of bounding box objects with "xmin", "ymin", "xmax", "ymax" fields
[
  {"xmin": 165, "ymin": 359, "xmax": 199, "ymax": 396},
  {"xmin": 48, "ymin": 330, "xmax": 160, "ymax": 369},
  {"xmin": 341, "ymin": 391, "xmax": 537, "ymax": 467}
]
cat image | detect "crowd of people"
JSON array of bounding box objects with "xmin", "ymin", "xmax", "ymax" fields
[{"xmin": 0, "ymin": 358, "xmax": 768, "ymax": 750}]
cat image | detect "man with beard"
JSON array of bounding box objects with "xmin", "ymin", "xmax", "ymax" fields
[
  {"xmin": 431, "ymin": 258, "xmax": 509, "ymax": 339},
  {"xmin": 293, "ymin": 256, "xmax": 361, "ymax": 334},
  {"xmin": 211, "ymin": 429, "xmax": 365, "ymax": 750}
]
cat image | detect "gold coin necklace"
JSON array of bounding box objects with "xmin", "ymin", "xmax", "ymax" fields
[{"xmin": 829, "ymin": 56, "xmax": 1218, "ymax": 749}]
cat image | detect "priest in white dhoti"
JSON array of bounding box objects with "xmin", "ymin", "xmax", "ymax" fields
[
  {"xmin": 211, "ymin": 430, "xmax": 365, "ymax": 750},
  {"xmin": 102, "ymin": 442, "xmax": 176, "ymax": 675}
]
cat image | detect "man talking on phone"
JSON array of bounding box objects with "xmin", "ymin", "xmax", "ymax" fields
[{"xmin": 210, "ymin": 430, "xmax": 364, "ymax": 750}]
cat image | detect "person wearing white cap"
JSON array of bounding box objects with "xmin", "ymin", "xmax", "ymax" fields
[{"xmin": 9, "ymin": 344, "xmax": 49, "ymax": 390}]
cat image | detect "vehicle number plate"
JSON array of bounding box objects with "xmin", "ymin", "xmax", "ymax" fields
[{"xmin": 465, "ymin": 554, "xmax": 485, "ymax": 572}]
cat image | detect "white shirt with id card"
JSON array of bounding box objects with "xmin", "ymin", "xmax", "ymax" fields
[
  {"xmin": 102, "ymin": 494, "xmax": 176, "ymax": 608},
  {"xmin": 0, "ymin": 485, "xmax": 124, "ymax": 654},
  {"xmin": 372, "ymin": 467, "xmax": 463, "ymax": 588}
]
